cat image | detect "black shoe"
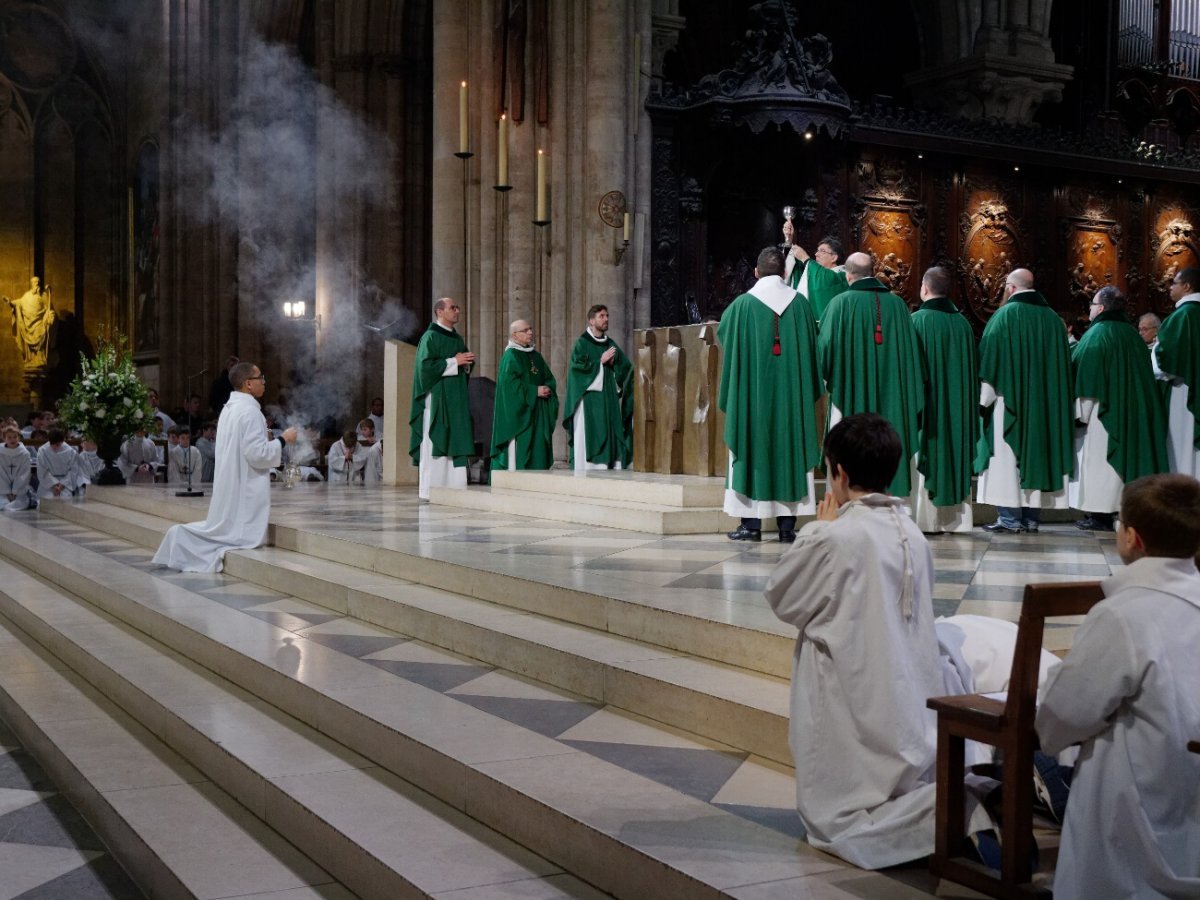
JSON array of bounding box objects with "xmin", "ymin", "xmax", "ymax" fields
[
  {"xmin": 727, "ymin": 524, "xmax": 762, "ymax": 542},
  {"xmin": 983, "ymin": 521, "xmax": 1021, "ymax": 534},
  {"xmin": 1074, "ymin": 515, "xmax": 1114, "ymax": 532},
  {"xmin": 778, "ymin": 530, "xmax": 796, "ymax": 543},
  {"xmin": 1022, "ymin": 523, "xmax": 1040, "ymax": 534}
]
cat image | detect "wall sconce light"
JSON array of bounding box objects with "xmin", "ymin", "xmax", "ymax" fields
[{"xmin": 283, "ymin": 301, "xmax": 320, "ymax": 329}]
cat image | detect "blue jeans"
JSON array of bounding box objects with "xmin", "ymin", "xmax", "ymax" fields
[
  {"xmin": 743, "ymin": 516, "xmax": 797, "ymax": 533},
  {"xmin": 997, "ymin": 506, "xmax": 1040, "ymax": 530}
]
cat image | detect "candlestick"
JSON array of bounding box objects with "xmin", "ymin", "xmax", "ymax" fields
[
  {"xmin": 536, "ymin": 149, "xmax": 547, "ymax": 222},
  {"xmin": 497, "ymin": 114, "xmax": 509, "ymax": 187},
  {"xmin": 459, "ymin": 81, "xmax": 468, "ymax": 154}
]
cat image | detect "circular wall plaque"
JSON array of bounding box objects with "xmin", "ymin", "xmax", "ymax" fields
[{"xmin": 598, "ymin": 190, "xmax": 626, "ymax": 228}]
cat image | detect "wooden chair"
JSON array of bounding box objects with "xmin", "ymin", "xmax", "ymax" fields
[{"xmin": 927, "ymin": 581, "xmax": 1106, "ymax": 899}]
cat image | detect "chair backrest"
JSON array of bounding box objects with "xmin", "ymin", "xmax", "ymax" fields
[{"xmin": 1006, "ymin": 581, "xmax": 1106, "ymax": 732}]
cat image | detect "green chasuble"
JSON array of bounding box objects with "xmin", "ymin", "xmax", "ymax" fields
[
  {"xmin": 791, "ymin": 261, "xmax": 849, "ymax": 323},
  {"xmin": 973, "ymin": 291, "xmax": 1073, "ymax": 490},
  {"xmin": 912, "ymin": 297, "xmax": 979, "ymax": 507},
  {"xmin": 1155, "ymin": 300, "xmax": 1200, "ymax": 450},
  {"xmin": 562, "ymin": 331, "xmax": 633, "ymax": 467},
  {"xmin": 718, "ymin": 285, "xmax": 822, "ymax": 502},
  {"xmin": 817, "ymin": 277, "xmax": 925, "ymax": 495},
  {"xmin": 408, "ymin": 323, "xmax": 475, "ymax": 467},
  {"xmin": 1072, "ymin": 310, "xmax": 1168, "ymax": 481},
  {"xmin": 491, "ymin": 344, "xmax": 559, "ymax": 470}
]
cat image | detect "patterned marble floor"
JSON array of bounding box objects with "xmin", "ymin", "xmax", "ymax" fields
[{"xmin": 0, "ymin": 715, "xmax": 142, "ymax": 900}]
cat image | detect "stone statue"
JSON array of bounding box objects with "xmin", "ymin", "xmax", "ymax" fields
[{"xmin": 3, "ymin": 276, "xmax": 56, "ymax": 369}]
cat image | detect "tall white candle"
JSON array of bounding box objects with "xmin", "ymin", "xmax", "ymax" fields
[
  {"xmin": 498, "ymin": 114, "xmax": 508, "ymax": 185},
  {"xmin": 623, "ymin": 211, "xmax": 631, "ymax": 242},
  {"xmin": 536, "ymin": 149, "xmax": 547, "ymax": 221},
  {"xmin": 459, "ymin": 81, "xmax": 468, "ymax": 153}
]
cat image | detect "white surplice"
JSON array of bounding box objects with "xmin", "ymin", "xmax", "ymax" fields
[
  {"xmin": 1068, "ymin": 397, "xmax": 1124, "ymax": 513},
  {"xmin": 326, "ymin": 439, "xmax": 368, "ymax": 484},
  {"xmin": 764, "ymin": 494, "xmax": 986, "ymax": 868},
  {"xmin": 975, "ymin": 385, "xmax": 1069, "ymax": 509},
  {"xmin": 910, "ymin": 466, "xmax": 973, "ymax": 533},
  {"xmin": 418, "ymin": 357, "xmax": 468, "ymax": 499},
  {"xmin": 152, "ymin": 391, "xmax": 282, "ymax": 573},
  {"xmin": 168, "ymin": 445, "xmax": 202, "ymax": 487},
  {"xmin": 36, "ymin": 444, "xmax": 83, "ymax": 498},
  {"xmin": 1036, "ymin": 557, "xmax": 1200, "ymax": 900},
  {"xmin": 118, "ymin": 436, "xmax": 158, "ymax": 483},
  {"xmin": 195, "ymin": 436, "xmax": 216, "ymax": 482},
  {"xmin": 0, "ymin": 444, "xmax": 33, "ymax": 511},
  {"xmin": 363, "ymin": 442, "xmax": 383, "ymax": 484}
]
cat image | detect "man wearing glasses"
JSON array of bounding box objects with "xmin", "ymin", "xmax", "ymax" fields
[
  {"xmin": 782, "ymin": 224, "xmax": 847, "ymax": 325},
  {"xmin": 1154, "ymin": 267, "xmax": 1200, "ymax": 476},
  {"xmin": 153, "ymin": 362, "xmax": 297, "ymax": 571},
  {"xmin": 410, "ymin": 297, "xmax": 475, "ymax": 499},
  {"xmin": 491, "ymin": 319, "xmax": 557, "ymax": 470},
  {"xmin": 976, "ymin": 268, "xmax": 1073, "ymax": 534}
]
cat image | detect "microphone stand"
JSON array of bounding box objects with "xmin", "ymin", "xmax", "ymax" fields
[{"xmin": 175, "ymin": 447, "xmax": 203, "ymax": 497}]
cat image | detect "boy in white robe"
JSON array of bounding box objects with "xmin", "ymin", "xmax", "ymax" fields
[
  {"xmin": 153, "ymin": 362, "xmax": 297, "ymax": 572},
  {"xmin": 168, "ymin": 429, "xmax": 203, "ymax": 488},
  {"xmin": 77, "ymin": 438, "xmax": 103, "ymax": 486},
  {"xmin": 195, "ymin": 422, "xmax": 217, "ymax": 482},
  {"xmin": 765, "ymin": 413, "xmax": 989, "ymax": 868},
  {"xmin": 327, "ymin": 428, "xmax": 368, "ymax": 483},
  {"xmin": 1, "ymin": 425, "xmax": 34, "ymax": 511},
  {"xmin": 1036, "ymin": 474, "xmax": 1200, "ymax": 899},
  {"xmin": 118, "ymin": 431, "xmax": 158, "ymax": 483},
  {"xmin": 36, "ymin": 429, "xmax": 83, "ymax": 499}
]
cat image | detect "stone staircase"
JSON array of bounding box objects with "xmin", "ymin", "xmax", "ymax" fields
[{"xmin": 0, "ymin": 489, "xmax": 927, "ymax": 898}]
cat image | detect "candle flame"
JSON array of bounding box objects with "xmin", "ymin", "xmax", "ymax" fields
[{"xmin": 461, "ymin": 80, "xmax": 467, "ymax": 87}]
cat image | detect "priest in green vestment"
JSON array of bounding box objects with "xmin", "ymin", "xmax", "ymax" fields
[
  {"xmin": 1154, "ymin": 267, "xmax": 1200, "ymax": 477},
  {"xmin": 1069, "ymin": 286, "xmax": 1168, "ymax": 530},
  {"xmin": 718, "ymin": 245, "xmax": 822, "ymax": 542},
  {"xmin": 817, "ymin": 252, "xmax": 925, "ymax": 497},
  {"xmin": 563, "ymin": 304, "xmax": 633, "ymax": 470},
  {"xmin": 409, "ymin": 297, "xmax": 475, "ymax": 500},
  {"xmin": 491, "ymin": 318, "xmax": 558, "ymax": 471},
  {"xmin": 975, "ymin": 269, "xmax": 1073, "ymax": 533},
  {"xmin": 783, "ymin": 225, "xmax": 849, "ymax": 324},
  {"xmin": 911, "ymin": 266, "xmax": 979, "ymax": 533}
]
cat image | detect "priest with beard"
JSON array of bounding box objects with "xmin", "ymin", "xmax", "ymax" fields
[
  {"xmin": 719, "ymin": 245, "xmax": 822, "ymax": 542},
  {"xmin": 153, "ymin": 362, "xmax": 297, "ymax": 572},
  {"xmin": 491, "ymin": 318, "xmax": 558, "ymax": 471},
  {"xmin": 563, "ymin": 304, "xmax": 633, "ymax": 470}
]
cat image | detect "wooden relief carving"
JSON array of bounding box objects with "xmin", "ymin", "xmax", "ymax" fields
[
  {"xmin": 634, "ymin": 329, "xmax": 657, "ymax": 472},
  {"xmin": 1064, "ymin": 196, "xmax": 1120, "ymax": 304},
  {"xmin": 855, "ymin": 156, "xmax": 921, "ymax": 302},
  {"xmin": 960, "ymin": 190, "xmax": 1023, "ymax": 321},
  {"xmin": 659, "ymin": 328, "xmax": 685, "ymax": 474},
  {"xmin": 1151, "ymin": 207, "xmax": 1199, "ymax": 294},
  {"xmin": 694, "ymin": 324, "xmax": 719, "ymax": 477}
]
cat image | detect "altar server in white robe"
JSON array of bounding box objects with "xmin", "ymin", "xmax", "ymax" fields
[
  {"xmin": 765, "ymin": 413, "xmax": 989, "ymax": 869},
  {"xmin": 118, "ymin": 431, "xmax": 158, "ymax": 483},
  {"xmin": 327, "ymin": 429, "xmax": 368, "ymax": 483},
  {"xmin": 36, "ymin": 429, "xmax": 84, "ymax": 498},
  {"xmin": 1, "ymin": 425, "xmax": 33, "ymax": 511},
  {"xmin": 153, "ymin": 363, "xmax": 296, "ymax": 573},
  {"xmin": 1037, "ymin": 474, "xmax": 1200, "ymax": 900},
  {"xmin": 167, "ymin": 430, "xmax": 203, "ymax": 487},
  {"xmin": 77, "ymin": 439, "xmax": 103, "ymax": 485}
]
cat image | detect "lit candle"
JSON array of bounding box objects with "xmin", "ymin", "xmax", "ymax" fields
[
  {"xmin": 536, "ymin": 149, "xmax": 547, "ymax": 221},
  {"xmin": 498, "ymin": 114, "xmax": 508, "ymax": 186},
  {"xmin": 459, "ymin": 81, "xmax": 468, "ymax": 154},
  {"xmin": 623, "ymin": 212, "xmax": 631, "ymax": 242}
]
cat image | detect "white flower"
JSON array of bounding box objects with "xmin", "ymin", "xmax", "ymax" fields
[
  {"xmin": 123, "ymin": 397, "xmax": 132, "ymax": 407},
  {"xmin": 95, "ymin": 410, "xmax": 105, "ymax": 419},
  {"xmin": 78, "ymin": 402, "xmax": 88, "ymax": 412},
  {"xmin": 133, "ymin": 409, "xmax": 143, "ymax": 419}
]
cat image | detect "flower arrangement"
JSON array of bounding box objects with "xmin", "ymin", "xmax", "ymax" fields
[{"xmin": 57, "ymin": 335, "xmax": 152, "ymax": 442}]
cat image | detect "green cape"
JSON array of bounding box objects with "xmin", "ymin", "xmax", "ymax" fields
[
  {"xmin": 912, "ymin": 297, "xmax": 980, "ymax": 506},
  {"xmin": 1155, "ymin": 301, "xmax": 1200, "ymax": 450},
  {"xmin": 817, "ymin": 277, "xmax": 925, "ymax": 495},
  {"xmin": 973, "ymin": 291, "xmax": 1073, "ymax": 489},
  {"xmin": 491, "ymin": 345, "xmax": 559, "ymax": 470},
  {"xmin": 408, "ymin": 323, "xmax": 475, "ymax": 467},
  {"xmin": 718, "ymin": 287, "xmax": 822, "ymax": 502},
  {"xmin": 791, "ymin": 260, "xmax": 849, "ymax": 323},
  {"xmin": 1072, "ymin": 310, "xmax": 1168, "ymax": 481},
  {"xmin": 562, "ymin": 331, "xmax": 633, "ymax": 467}
]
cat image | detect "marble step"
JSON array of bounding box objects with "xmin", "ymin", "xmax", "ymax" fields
[
  {"xmin": 0, "ymin": 514, "xmax": 846, "ymax": 898},
  {"xmin": 42, "ymin": 497, "xmax": 793, "ymax": 765},
  {"xmin": 0, "ymin": 612, "xmax": 354, "ymax": 900},
  {"xmin": 431, "ymin": 484, "xmax": 726, "ymax": 534},
  {"xmin": 0, "ymin": 558, "xmax": 598, "ymax": 899},
  {"xmin": 490, "ymin": 469, "xmax": 727, "ymax": 507},
  {"xmin": 56, "ymin": 491, "xmax": 798, "ymax": 679}
]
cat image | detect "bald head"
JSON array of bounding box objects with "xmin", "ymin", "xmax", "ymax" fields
[
  {"xmin": 844, "ymin": 252, "xmax": 873, "ymax": 283},
  {"xmin": 1007, "ymin": 268, "xmax": 1034, "ymax": 291},
  {"xmin": 510, "ymin": 318, "xmax": 534, "ymax": 347}
]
